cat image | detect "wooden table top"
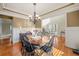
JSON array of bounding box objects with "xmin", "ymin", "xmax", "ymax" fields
[{"xmin": 28, "ymin": 35, "xmax": 50, "ymax": 46}]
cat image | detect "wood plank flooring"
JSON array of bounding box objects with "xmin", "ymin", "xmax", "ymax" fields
[
  {"xmin": 0, "ymin": 36, "xmax": 79, "ymax": 56},
  {"xmin": 55, "ymin": 36, "xmax": 79, "ymax": 56}
]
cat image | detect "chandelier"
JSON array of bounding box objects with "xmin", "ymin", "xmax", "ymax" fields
[{"xmin": 29, "ymin": 3, "xmax": 40, "ymax": 24}]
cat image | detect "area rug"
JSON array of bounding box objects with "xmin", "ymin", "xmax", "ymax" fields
[
  {"xmin": 34, "ymin": 47, "xmax": 64, "ymax": 56},
  {"xmin": 53, "ymin": 48, "xmax": 64, "ymax": 56}
]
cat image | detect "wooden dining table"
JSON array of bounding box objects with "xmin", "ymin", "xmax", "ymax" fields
[
  {"xmin": 27, "ymin": 35, "xmax": 50, "ymax": 46},
  {"xmin": 26, "ymin": 35, "xmax": 64, "ymax": 56},
  {"xmin": 30, "ymin": 36, "xmax": 42, "ymax": 46}
]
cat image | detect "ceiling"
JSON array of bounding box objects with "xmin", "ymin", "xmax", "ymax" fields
[{"xmin": 3, "ymin": 3, "xmax": 70, "ymax": 17}]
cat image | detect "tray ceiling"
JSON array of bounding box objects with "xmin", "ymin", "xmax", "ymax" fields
[{"xmin": 3, "ymin": 3, "xmax": 70, "ymax": 17}]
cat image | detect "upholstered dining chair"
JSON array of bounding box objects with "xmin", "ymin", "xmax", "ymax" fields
[
  {"xmin": 20, "ymin": 34, "xmax": 37, "ymax": 56},
  {"xmin": 40, "ymin": 36, "xmax": 54, "ymax": 55}
]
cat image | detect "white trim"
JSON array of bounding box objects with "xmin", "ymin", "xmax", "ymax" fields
[{"xmin": 2, "ymin": 3, "xmax": 28, "ymax": 17}]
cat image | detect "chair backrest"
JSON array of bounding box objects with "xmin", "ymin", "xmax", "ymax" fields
[
  {"xmin": 20, "ymin": 33, "xmax": 24, "ymax": 46},
  {"xmin": 45, "ymin": 36, "xmax": 54, "ymax": 47},
  {"xmin": 25, "ymin": 31, "xmax": 32, "ymax": 35},
  {"xmin": 19, "ymin": 33, "xmax": 24, "ymax": 41},
  {"xmin": 23, "ymin": 34, "xmax": 29, "ymax": 41},
  {"xmin": 24, "ymin": 41, "xmax": 34, "ymax": 52},
  {"xmin": 40, "ymin": 36, "xmax": 54, "ymax": 52},
  {"xmin": 22, "ymin": 38, "xmax": 34, "ymax": 52}
]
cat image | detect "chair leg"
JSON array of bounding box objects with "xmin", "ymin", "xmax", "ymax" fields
[
  {"xmin": 21, "ymin": 48, "xmax": 26, "ymax": 56},
  {"xmin": 21, "ymin": 48, "xmax": 35, "ymax": 56},
  {"xmin": 25, "ymin": 52, "xmax": 34, "ymax": 56},
  {"xmin": 30, "ymin": 51, "xmax": 35, "ymax": 56},
  {"xmin": 21, "ymin": 48, "xmax": 23, "ymax": 55}
]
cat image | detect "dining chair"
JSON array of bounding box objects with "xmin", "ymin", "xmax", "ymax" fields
[
  {"xmin": 40, "ymin": 36, "xmax": 54, "ymax": 55},
  {"xmin": 20, "ymin": 34, "xmax": 37, "ymax": 56}
]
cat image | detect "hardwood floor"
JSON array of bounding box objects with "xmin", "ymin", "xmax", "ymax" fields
[
  {"xmin": 0, "ymin": 38, "xmax": 21, "ymax": 56},
  {"xmin": 55, "ymin": 36, "xmax": 79, "ymax": 56},
  {"xmin": 0, "ymin": 36, "xmax": 79, "ymax": 56}
]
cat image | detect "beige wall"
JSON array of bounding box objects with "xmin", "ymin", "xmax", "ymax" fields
[
  {"xmin": 13, "ymin": 17, "xmax": 35, "ymax": 28},
  {"xmin": 13, "ymin": 17, "xmax": 27, "ymax": 28},
  {"xmin": 35, "ymin": 20, "xmax": 41, "ymax": 28},
  {"xmin": 67, "ymin": 10, "xmax": 79, "ymax": 27},
  {"xmin": 13, "ymin": 17, "xmax": 41, "ymax": 28}
]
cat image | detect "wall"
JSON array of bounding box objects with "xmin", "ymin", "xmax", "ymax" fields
[
  {"xmin": 65, "ymin": 10, "xmax": 79, "ymax": 49},
  {"xmin": 65, "ymin": 27, "xmax": 79, "ymax": 49},
  {"xmin": 42, "ymin": 14, "xmax": 65, "ymax": 36},
  {"xmin": 0, "ymin": 18, "xmax": 2, "ymax": 36},
  {"xmin": 12, "ymin": 17, "xmax": 27, "ymax": 43},
  {"xmin": 50, "ymin": 14, "xmax": 65, "ymax": 36},
  {"xmin": 67, "ymin": 10, "xmax": 79, "ymax": 27},
  {"xmin": 35, "ymin": 20, "xmax": 41, "ymax": 28},
  {"xmin": 13, "ymin": 17, "xmax": 27, "ymax": 28},
  {"xmin": 13, "ymin": 17, "xmax": 41, "ymax": 28}
]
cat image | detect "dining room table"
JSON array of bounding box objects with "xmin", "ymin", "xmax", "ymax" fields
[
  {"xmin": 26, "ymin": 34, "xmax": 64, "ymax": 56},
  {"xmin": 27, "ymin": 35, "xmax": 50, "ymax": 47}
]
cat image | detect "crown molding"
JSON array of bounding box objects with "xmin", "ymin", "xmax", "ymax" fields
[
  {"xmin": 2, "ymin": 3, "xmax": 29, "ymax": 17},
  {"xmin": 1, "ymin": 3, "xmax": 75, "ymax": 19},
  {"xmin": 39, "ymin": 3, "xmax": 75, "ymax": 17}
]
